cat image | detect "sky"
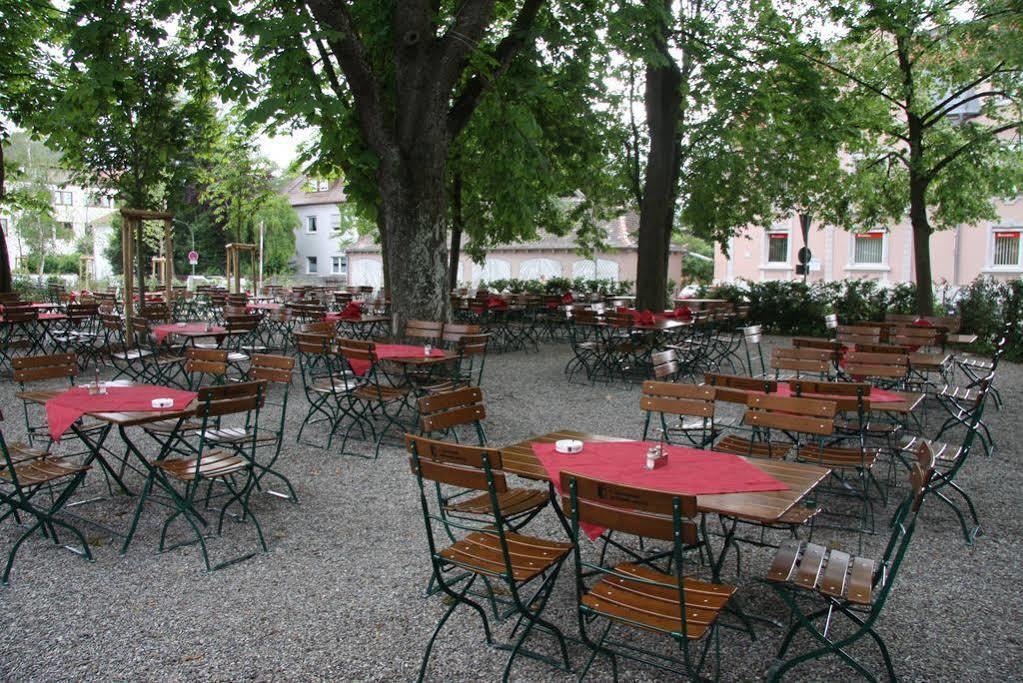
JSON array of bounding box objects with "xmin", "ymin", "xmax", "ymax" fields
[{"xmin": 257, "ymin": 129, "xmax": 313, "ymax": 172}]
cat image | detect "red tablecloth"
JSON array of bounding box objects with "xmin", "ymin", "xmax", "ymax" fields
[
  {"xmin": 45, "ymin": 386, "xmax": 198, "ymax": 440},
  {"xmin": 153, "ymin": 323, "xmax": 226, "ymax": 344},
  {"xmin": 347, "ymin": 343, "xmax": 447, "ymax": 376},
  {"xmin": 774, "ymin": 382, "xmax": 902, "ymax": 403},
  {"xmin": 532, "ymin": 440, "xmax": 788, "ymax": 539}
]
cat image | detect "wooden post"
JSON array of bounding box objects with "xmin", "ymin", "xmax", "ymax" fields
[
  {"xmin": 122, "ymin": 214, "xmax": 134, "ymax": 345},
  {"xmin": 164, "ymin": 217, "xmax": 173, "ymax": 303}
]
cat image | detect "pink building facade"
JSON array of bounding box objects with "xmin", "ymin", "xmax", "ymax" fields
[{"xmin": 713, "ymin": 197, "xmax": 1023, "ymax": 287}]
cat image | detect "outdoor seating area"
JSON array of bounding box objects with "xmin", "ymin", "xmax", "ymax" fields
[{"xmin": 0, "ymin": 283, "xmax": 1017, "ymax": 680}]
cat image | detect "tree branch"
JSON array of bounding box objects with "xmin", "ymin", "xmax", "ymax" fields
[
  {"xmin": 927, "ymin": 121, "xmax": 1022, "ymax": 180},
  {"xmin": 436, "ymin": 0, "xmax": 498, "ymax": 97},
  {"xmin": 303, "ymin": 0, "xmax": 393, "ymax": 156},
  {"xmin": 447, "ymin": 0, "xmax": 545, "ymax": 139},
  {"xmin": 921, "ymin": 61, "xmax": 1006, "ymax": 124}
]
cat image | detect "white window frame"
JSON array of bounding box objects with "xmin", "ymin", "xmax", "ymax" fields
[
  {"xmin": 308, "ymin": 178, "xmax": 330, "ymax": 192},
  {"xmin": 988, "ymin": 226, "xmax": 1023, "ymax": 271},
  {"xmin": 763, "ymin": 229, "xmax": 791, "ymax": 267},
  {"xmin": 54, "ymin": 190, "xmax": 73, "ymax": 206},
  {"xmin": 330, "ymin": 213, "xmax": 342, "ymax": 233},
  {"xmin": 306, "ymin": 256, "xmax": 318, "ymax": 274},
  {"xmin": 847, "ymin": 229, "xmax": 889, "ymax": 269},
  {"xmin": 331, "ymin": 255, "xmax": 346, "ymax": 275},
  {"xmin": 306, "ymin": 215, "xmax": 318, "ymax": 233}
]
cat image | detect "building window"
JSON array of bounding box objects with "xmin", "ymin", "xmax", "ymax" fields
[
  {"xmin": 331, "ymin": 255, "xmax": 346, "ymax": 275},
  {"xmin": 853, "ymin": 231, "xmax": 885, "ymax": 265},
  {"xmin": 90, "ymin": 193, "xmax": 114, "ymax": 208},
  {"xmin": 54, "ymin": 190, "xmax": 73, "ymax": 206},
  {"xmin": 306, "ymin": 216, "xmax": 317, "ymax": 233},
  {"xmin": 766, "ymin": 230, "xmax": 789, "ymax": 263},
  {"xmin": 306, "ymin": 256, "xmax": 318, "ymax": 274},
  {"xmin": 330, "ymin": 214, "xmax": 342, "ymax": 232},
  {"xmin": 305, "ymin": 178, "xmax": 330, "ymax": 192},
  {"xmin": 993, "ymin": 229, "xmax": 1021, "ymax": 267}
]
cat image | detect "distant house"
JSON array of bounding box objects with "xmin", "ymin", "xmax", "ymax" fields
[
  {"xmin": 713, "ymin": 196, "xmax": 1023, "ymax": 287},
  {"xmin": 283, "ymin": 176, "xmax": 357, "ymax": 282},
  {"xmin": 345, "ymin": 211, "xmax": 685, "ymax": 289},
  {"xmin": 0, "ymin": 169, "xmax": 118, "ymax": 279}
]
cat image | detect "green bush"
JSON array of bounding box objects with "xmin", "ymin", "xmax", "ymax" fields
[
  {"xmin": 19, "ymin": 253, "xmax": 80, "ymax": 274},
  {"xmin": 479, "ymin": 277, "xmax": 633, "ymax": 297}
]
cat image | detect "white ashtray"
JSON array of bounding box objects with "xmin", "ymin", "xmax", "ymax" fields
[
  {"xmin": 151, "ymin": 398, "xmax": 175, "ymax": 409},
  {"xmin": 555, "ymin": 439, "xmax": 583, "ymax": 454}
]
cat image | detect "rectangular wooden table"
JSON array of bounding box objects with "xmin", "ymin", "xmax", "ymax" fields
[
  {"xmin": 501, "ymin": 430, "xmax": 830, "ymax": 525},
  {"xmin": 501, "ymin": 430, "xmax": 830, "ymax": 582}
]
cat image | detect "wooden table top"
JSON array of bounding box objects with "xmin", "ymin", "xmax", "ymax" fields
[
  {"xmin": 500, "ymin": 430, "xmax": 830, "ymax": 524},
  {"xmin": 17, "ymin": 383, "xmax": 198, "ymax": 427},
  {"xmin": 381, "ymin": 350, "xmax": 458, "ymax": 366},
  {"xmin": 946, "ymin": 333, "xmax": 979, "ymax": 345},
  {"xmin": 332, "ymin": 315, "xmax": 391, "ymax": 324},
  {"xmin": 909, "ymin": 351, "xmax": 952, "ymax": 369},
  {"xmin": 709, "ymin": 382, "xmax": 925, "ymax": 415}
]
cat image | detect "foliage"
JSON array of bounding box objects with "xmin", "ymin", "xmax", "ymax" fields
[
  {"xmin": 19, "ymin": 253, "xmax": 79, "ymax": 275},
  {"xmin": 696, "ymin": 278, "xmax": 919, "ymax": 335},
  {"xmin": 253, "ymin": 194, "xmax": 298, "ymax": 276},
  {"xmin": 31, "ymin": 0, "xmax": 208, "ymax": 210},
  {"xmin": 478, "ymin": 277, "xmax": 634, "ymax": 296}
]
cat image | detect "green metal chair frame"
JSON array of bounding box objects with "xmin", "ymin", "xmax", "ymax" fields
[
  {"xmin": 407, "ymin": 434, "xmax": 573, "ymax": 682},
  {"xmin": 563, "ymin": 471, "xmax": 737, "ymax": 681},
  {"xmin": 762, "ymin": 454, "xmax": 934, "ymax": 682}
]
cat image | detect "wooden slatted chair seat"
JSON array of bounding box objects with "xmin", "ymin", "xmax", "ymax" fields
[
  {"xmin": 438, "ymin": 530, "xmax": 571, "ymax": 583},
  {"xmin": 797, "ymin": 443, "xmax": 880, "ymax": 469},
  {"xmin": 157, "ymin": 450, "xmax": 251, "ymax": 480},
  {"xmin": 580, "ymin": 562, "xmax": 735, "ymax": 640},
  {"xmin": 444, "ymin": 488, "xmax": 549, "ymax": 519},
  {"xmin": 144, "ymin": 418, "xmax": 202, "ymax": 433},
  {"xmin": 353, "ymin": 384, "xmax": 409, "ymax": 402},
  {"xmin": 774, "ymin": 504, "xmax": 823, "ymax": 526},
  {"xmin": 308, "ymin": 377, "xmax": 354, "ymax": 394},
  {"xmin": 767, "ymin": 540, "xmax": 876, "ymax": 605},
  {"xmin": 900, "ymin": 435, "xmax": 961, "ymax": 464},
  {"xmin": 203, "ymin": 425, "xmax": 278, "ymax": 445},
  {"xmin": 712, "ymin": 435, "xmax": 792, "ymax": 459},
  {"xmin": 0, "ymin": 456, "xmax": 89, "ymax": 486}
]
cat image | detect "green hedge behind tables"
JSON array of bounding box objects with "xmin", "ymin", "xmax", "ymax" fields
[
  {"xmin": 478, "ymin": 277, "xmax": 634, "ymax": 296},
  {"xmin": 696, "ymin": 277, "xmax": 1023, "ymax": 360}
]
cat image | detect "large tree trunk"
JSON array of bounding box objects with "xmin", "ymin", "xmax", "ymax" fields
[
  {"xmin": 909, "ymin": 177, "xmax": 934, "ymax": 315},
  {"xmin": 0, "ymin": 140, "xmax": 12, "ymax": 292},
  {"xmin": 379, "ymin": 147, "xmax": 451, "ymax": 334},
  {"xmin": 448, "ymin": 172, "xmax": 463, "ymax": 292},
  {"xmin": 635, "ymin": 54, "xmax": 683, "ymax": 311}
]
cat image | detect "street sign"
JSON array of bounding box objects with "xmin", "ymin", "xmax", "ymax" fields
[
  {"xmin": 797, "ymin": 246, "xmax": 812, "ymax": 265},
  {"xmin": 188, "ymin": 250, "xmax": 199, "ymax": 265}
]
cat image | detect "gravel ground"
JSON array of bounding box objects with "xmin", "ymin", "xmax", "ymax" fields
[{"xmin": 1, "ymin": 337, "xmax": 1021, "ymax": 682}]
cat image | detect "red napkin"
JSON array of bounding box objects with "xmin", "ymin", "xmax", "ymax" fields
[
  {"xmin": 487, "ymin": 296, "xmax": 508, "ymax": 310},
  {"xmin": 675, "ymin": 305, "xmax": 692, "ymax": 321},
  {"xmin": 562, "ymin": 293, "xmax": 574, "ymax": 304},
  {"xmin": 346, "ymin": 343, "xmax": 446, "ymax": 376},
  {"xmin": 339, "ymin": 301, "xmax": 362, "ymax": 320},
  {"xmin": 637, "ymin": 310, "xmax": 656, "ymax": 325},
  {"xmin": 532, "ymin": 441, "xmax": 788, "ymax": 539},
  {"xmin": 912, "ymin": 318, "xmax": 934, "ymax": 327},
  {"xmin": 45, "ymin": 386, "xmax": 198, "ymax": 440}
]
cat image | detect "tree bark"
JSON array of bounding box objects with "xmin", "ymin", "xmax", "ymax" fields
[
  {"xmin": 909, "ymin": 176, "xmax": 934, "ymax": 314},
  {"xmin": 635, "ymin": 35, "xmax": 683, "ymax": 311},
  {"xmin": 375, "ymin": 206, "xmax": 390, "ymax": 294},
  {"xmin": 0, "ymin": 139, "xmax": 12, "ymax": 292},
  {"xmin": 448, "ymin": 172, "xmax": 463, "ymax": 292}
]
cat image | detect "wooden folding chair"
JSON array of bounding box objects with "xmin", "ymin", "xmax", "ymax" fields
[
  {"xmin": 337, "ymin": 340, "xmax": 412, "ymax": 458},
  {"xmin": 0, "ymin": 420, "xmax": 92, "ymax": 583},
  {"xmin": 763, "ymin": 451, "xmax": 934, "ymax": 682},
  {"xmin": 770, "ymin": 347, "xmax": 831, "ymax": 380},
  {"xmin": 407, "ymin": 434, "xmax": 572, "ymax": 682},
  {"xmin": 562, "ymin": 471, "xmax": 736, "ymax": 681}
]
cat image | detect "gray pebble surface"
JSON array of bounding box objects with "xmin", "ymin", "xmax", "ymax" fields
[{"xmin": 1, "ymin": 337, "xmax": 1020, "ymax": 682}]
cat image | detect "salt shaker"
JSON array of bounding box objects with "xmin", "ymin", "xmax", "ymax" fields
[{"xmin": 424, "ymin": 343, "xmax": 433, "ymax": 357}]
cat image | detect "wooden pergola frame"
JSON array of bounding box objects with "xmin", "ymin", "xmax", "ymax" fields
[
  {"xmin": 78, "ymin": 255, "xmax": 95, "ymax": 291},
  {"xmin": 225, "ymin": 242, "xmax": 260, "ymax": 294},
  {"xmin": 121, "ymin": 208, "xmax": 174, "ymax": 342}
]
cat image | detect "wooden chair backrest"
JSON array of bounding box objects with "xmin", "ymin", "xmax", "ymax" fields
[
  {"xmin": 572, "ymin": 310, "xmax": 600, "ymax": 325},
  {"xmin": 641, "ymin": 381, "xmax": 715, "ymax": 418},
  {"xmin": 0, "ymin": 292, "xmax": 21, "ymax": 304},
  {"xmin": 294, "ymin": 331, "xmax": 333, "ymax": 354},
  {"xmin": 3, "ymin": 305, "xmax": 38, "ymax": 322},
  {"xmin": 405, "ymin": 434, "xmax": 507, "ymax": 493},
  {"xmin": 249, "ymin": 354, "xmax": 295, "ymax": 384},
  {"xmin": 559, "ymin": 471, "xmax": 697, "ymax": 544},
  {"xmin": 406, "ymin": 320, "xmax": 443, "ymax": 342},
  {"xmin": 338, "ymin": 340, "xmax": 377, "ymax": 363},
  {"xmin": 604, "ymin": 311, "xmax": 633, "ymax": 328},
  {"xmin": 788, "ymin": 379, "xmax": 872, "ymax": 411},
  {"xmin": 100, "ymin": 313, "xmax": 123, "ymax": 331},
  {"xmin": 224, "ymin": 317, "xmax": 258, "ymax": 334},
  {"xmin": 196, "ymin": 380, "xmax": 264, "ymax": 418},
  {"xmin": 836, "ymin": 325, "xmax": 881, "ymax": 344},
  {"xmin": 66, "ymin": 303, "xmax": 99, "ymax": 321},
  {"xmin": 650, "ymin": 350, "xmax": 680, "ymax": 380},
  {"xmin": 185, "ymin": 347, "xmax": 227, "ymax": 375},
  {"xmin": 792, "ymin": 337, "xmax": 844, "ymax": 358},
  {"xmin": 744, "ymin": 393, "xmax": 837, "ymax": 435},
  {"xmin": 457, "ymin": 333, "xmax": 490, "ymax": 356},
  {"xmin": 843, "ymin": 351, "xmax": 909, "ymax": 378},
  {"xmin": 770, "ymin": 347, "xmax": 831, "ymax": 374},
  {"xmin": 743, "ymin": 325, "xmax": 763, "ymax": 343},
  {"xmin": 885, "ymin": 313, "xmax": 916, "ymax": 324},
  {"xmin": 442, "ymin": 323, "xmax": 481, "ymax": 344},
  {"xmin": 705, "ymin": 372, "xmax": 777, "ymax": 393},
  {"xmin": 891, "ymin": 325, "xmax": 940, "ymax": 346},
  {"xmin": 418, "ymin": 387, "xmax": 486, "ymax": 433},
  {"xmin": 13, "ymin": 353, "xmax": 77, "ymax": 382},
  {"xmin": 301, "ymin": 320, "xmax": 335, "ymax": 336}
]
